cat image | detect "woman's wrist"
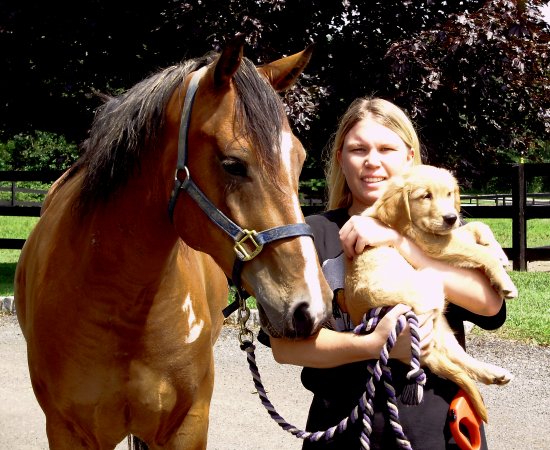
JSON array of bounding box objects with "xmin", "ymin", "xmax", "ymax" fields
[{"xmin": 391, "ymin": 233, "xmax": 424, "ymax": 268}]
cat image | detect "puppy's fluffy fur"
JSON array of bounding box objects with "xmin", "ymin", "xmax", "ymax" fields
[{"xmin": 344, "ymin": 165, "xmax": 517, "ymax": 423}]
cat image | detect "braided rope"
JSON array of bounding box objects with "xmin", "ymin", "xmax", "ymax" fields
[{"xmin": 241, "ymin": 306, "xmax": 426, "ymax": 449}]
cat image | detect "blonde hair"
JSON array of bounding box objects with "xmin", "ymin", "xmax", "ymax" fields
[{"xmin": 325, "ymin": 97, "xmax": 422, "ymax": 210}]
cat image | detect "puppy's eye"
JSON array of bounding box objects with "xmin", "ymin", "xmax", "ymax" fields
[
  {"xmin": 447, "ymin": 191, "xmax": 453, "ymax": 198},
  {"xmin": 222, "ymin": 158, "xmax": 248, "ymax": 177},
  {"xmin": 423, "ymin": 192, "xmax": 433, "ymax": 200}
]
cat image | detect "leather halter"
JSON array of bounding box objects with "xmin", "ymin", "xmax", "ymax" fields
[{"xmin": 168, "ymin": 66, "xmax": 315, "ymax": 317}]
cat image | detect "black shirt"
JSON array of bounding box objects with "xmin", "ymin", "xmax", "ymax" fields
[{"xmin": 299, "ymin": 208, "xmax": 504, "ymax": 449}]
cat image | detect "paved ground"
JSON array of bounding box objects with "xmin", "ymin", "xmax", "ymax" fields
[{"xmin": 1, "ymin": 314, "xmax": 549, "ymax": 449}]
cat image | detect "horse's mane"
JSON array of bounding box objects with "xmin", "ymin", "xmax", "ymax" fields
[{"xmin": 65, "ymin": 52, "xmax": 284, "ymax": 210}]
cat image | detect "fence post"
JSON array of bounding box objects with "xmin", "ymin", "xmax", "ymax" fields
[
  {"xmin": 512, "ymin": 163, "xmax": 527, "ymax": 271},
  {"xmin": 10, "ymin": 181, "xmax": 16, "ymax": 206}
]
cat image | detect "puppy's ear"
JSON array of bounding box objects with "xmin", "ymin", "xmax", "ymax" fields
[
  {"xmin": 403, "ymin": 185, "xmax": 412, "ymax": 222},
  {"xmin": 454, "ymin": 180, "xmax": 461, "ymax": 213},
  {"xmin": 373, "ymin": 177, "xmax": 410, "ymax": 231}
]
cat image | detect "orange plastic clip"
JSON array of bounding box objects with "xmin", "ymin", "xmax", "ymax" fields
[{"xmin": 448, "ymin": 389, "xmax": 482, "ymax": 450}]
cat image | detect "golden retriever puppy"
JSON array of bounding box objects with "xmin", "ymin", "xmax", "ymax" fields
[{"xmin": 344, "ymin": 165, "xmax": 516, "ymax": 423}]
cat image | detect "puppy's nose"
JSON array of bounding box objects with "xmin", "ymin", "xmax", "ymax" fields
[{"xmin": 443, "ymin": 214, "xmax": 458, "ymax": 226}]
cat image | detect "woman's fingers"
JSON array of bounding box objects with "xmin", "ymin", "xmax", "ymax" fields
[{"xmin": 340, "ymin": 215, "xmax": 397, "ymax": 257}]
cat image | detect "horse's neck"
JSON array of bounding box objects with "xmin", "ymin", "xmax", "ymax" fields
[{"xmin": 67, "ymin": 173, "xmax": 182, "ymax": 284}]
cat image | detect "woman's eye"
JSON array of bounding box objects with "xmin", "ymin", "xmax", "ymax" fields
[
  {"xmin": 423, "ymin": 192, "xmax": 433, "ymax": 200},
  {"xmin": 222, "ymin": 158, "xmax": 247, "ymax": 177}
]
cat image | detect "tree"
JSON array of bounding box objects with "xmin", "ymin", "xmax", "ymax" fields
[
  {"xmin": 1, "ymin": 0, "xmax": 548, "ymax": 186},
  {"xmin": 384, "ymin": 0, "xmax": 550, "ymax": 185}
]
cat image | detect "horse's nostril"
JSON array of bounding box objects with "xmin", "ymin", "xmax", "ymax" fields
[
  {"xmin": 291, "ymin": 302, "xmax": 314, "ymax": 338},
  {"xmin": 443, "ymin": 214, "xmax": 458, "ymax": 226}
]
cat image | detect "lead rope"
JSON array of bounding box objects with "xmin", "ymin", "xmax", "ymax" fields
[{"xmin": 238, "ymin": 304, "xmax": 426, "ymax": 450}]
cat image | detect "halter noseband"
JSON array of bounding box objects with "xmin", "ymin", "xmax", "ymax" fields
[{"xmin": 168, "ymin": 67, "xmax": 314, "ymax": 318}]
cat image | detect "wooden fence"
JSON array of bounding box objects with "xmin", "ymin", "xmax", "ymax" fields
[
  {"xmin": 0, "ymin": 170, "xmax": 62, "ymax": 249},
  {"xmin": 2, "ymin": 164, "xmax": 550, "ymax": 270},
  {"xmin": 461, "ymin": 163, "xmax": 550, "ymax": 270}
]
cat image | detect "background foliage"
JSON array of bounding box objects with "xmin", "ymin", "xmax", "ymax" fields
[{"xmin": 1, "ymin": 0, "xmax": 549, "ymax": 188}]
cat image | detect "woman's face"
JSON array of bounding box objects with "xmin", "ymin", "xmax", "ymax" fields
[{"xmin": 338, "ymin": 118, "xmax": 414, "ymax": 214}]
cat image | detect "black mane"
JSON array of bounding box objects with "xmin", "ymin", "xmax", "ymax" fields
[{"xmin": 65, "ymin": 52, "xmax": 285, "ymax": 209}]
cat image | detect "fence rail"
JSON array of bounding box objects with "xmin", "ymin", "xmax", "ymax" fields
[
  {"xmin": 0, "ymin": 171, "xmax": 62, "ymax": 249},
  {"xmin": 2, "ymin": 165, "xmax": 550, "ymax": 270}
]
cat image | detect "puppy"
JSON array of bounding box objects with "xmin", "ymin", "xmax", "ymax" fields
[{"xmin": 344, "ymin": 165, "xmax": 516, "ymax": 423}]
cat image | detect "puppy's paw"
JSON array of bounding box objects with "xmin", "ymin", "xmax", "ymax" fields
[
  {"xmin": 491, "ymin": 367, "xmax": 513, "ymax": 385},
  {"xmin": 493, "ymin": 279, "xmax": 518, "ymax": 300},
  {"xmin": 490, "ymin": 271, "xmax": 518, "ymax": 300},
  {"xmin": 479, "ymin": 363, "xmax": 513, "ymax": 386}
]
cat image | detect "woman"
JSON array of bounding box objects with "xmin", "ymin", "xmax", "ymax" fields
[{"xmin": 261, "ymin": 97, "xmax": 507, "ymax": 449}]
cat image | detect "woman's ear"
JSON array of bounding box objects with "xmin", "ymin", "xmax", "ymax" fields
[{"xmin": 408, "ymin": 147, "xmax": 415, "ymax": 164}]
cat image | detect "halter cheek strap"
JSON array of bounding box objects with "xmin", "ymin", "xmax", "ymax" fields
[{"xmin": 168, "ymin": 66, "xmax": 314, "ymax": 318}]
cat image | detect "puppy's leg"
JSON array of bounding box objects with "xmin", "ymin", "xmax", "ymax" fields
[
  {"xmin": 425, "ymin": 318, "xmax": 489, "ymax": 422},
  {"xmin": 425, "ymin": 318, "xmax": 513, "ymax": 423},
  {"xmin": 433, "ymin": 240, "xmax": 518, "ymax": 300},
  {"xmin": 458, "ymin": 222, "xmax": 509, "ymax": 267}
]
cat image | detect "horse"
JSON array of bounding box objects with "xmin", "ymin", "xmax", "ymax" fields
[{"xmin": 14, "ymin": 34, "xmax": 333, "ymax": 449}]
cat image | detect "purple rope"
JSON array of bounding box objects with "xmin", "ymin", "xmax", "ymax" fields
[{"xmin": 241, "ymin": 306, "xmax": 425, "ymax": 450}]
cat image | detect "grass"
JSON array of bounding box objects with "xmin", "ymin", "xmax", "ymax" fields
[
  {"xmin": 0, "ymin": 217, "xmax": 39, "ymax": 296},
  {"xmin": 464, "ymin": 217, "xmax": 550, "ymax": 248},
  {"xmin": 1, "ymin": 216, "xmax": 549, "ymax": 345}
]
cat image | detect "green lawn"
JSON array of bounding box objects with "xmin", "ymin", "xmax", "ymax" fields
[
  {"xmin": 1, "ymin": 216, "xmax": 549, "ymax": 346},
  {"xmin": 0, "ymin": 217, "xmax": 39, "ymax": 296}
]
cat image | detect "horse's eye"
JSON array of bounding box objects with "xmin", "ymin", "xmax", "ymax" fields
[{"xmin": 222, "ymin": 158, "xmax": 248, "ymax": 177}]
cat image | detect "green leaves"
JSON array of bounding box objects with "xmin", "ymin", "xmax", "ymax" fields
[{"xmin": 0, "ymin": 131, "xmax": 79, "ymax": 171}]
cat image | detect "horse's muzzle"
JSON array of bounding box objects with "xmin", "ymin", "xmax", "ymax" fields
[{"xmin": 257, "ymin": 302, "xmax": 321, "ymax": 339}]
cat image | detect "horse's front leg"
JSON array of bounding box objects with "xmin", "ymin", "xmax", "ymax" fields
[
  {"xmin": 43, "ymin": 408, "xmax": 121, "ymax": 450},
  {"xmin": 158, "ymin": 358, "xmax": 216, "ymax": 450}
]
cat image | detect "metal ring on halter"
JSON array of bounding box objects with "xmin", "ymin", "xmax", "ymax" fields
[{"xmin": 174, "ymin": 166, "xmax": 190, "ymax": 183}]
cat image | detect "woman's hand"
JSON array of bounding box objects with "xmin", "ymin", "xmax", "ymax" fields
[
  {"xmin": 339, "ymin": 215, "xmax": 401, "ymax": 258},
  {"xmin": 371, "ymin": 304, "xmax": 436, "ymax": 364}
]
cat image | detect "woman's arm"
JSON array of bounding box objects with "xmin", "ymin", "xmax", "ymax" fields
[
  {"xmin": 270, "ymin": 304, "xmax": 435, "ymax": 368},
  {"xmin": 339, "ymin": 215, "xmax": 504, "ymax": 317}
]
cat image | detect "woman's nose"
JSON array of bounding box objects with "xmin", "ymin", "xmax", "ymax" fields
[{"xmin": 364, "ymin": 150, "xmax": 380, "ymax": 166}]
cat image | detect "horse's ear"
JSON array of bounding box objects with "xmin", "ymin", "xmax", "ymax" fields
[
  {"xmin": 213, "ymin": 33, "xmax": 246, "ymax": 88},
  {"xmin": 258, "ymin": 44, "xmax": 315, "ymax": 92}
]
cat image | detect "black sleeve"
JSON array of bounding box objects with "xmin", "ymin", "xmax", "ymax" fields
[
  {"xmin": 447, "ymin": 301, "xmax": 507, "ymax": 331},
  {"xmin": 306, "ymin": 209, "xmax": 348, "ymax": 262},
  {"xmin": 257, "ymin": 327, "xmax": 272, "ymax": 348}
]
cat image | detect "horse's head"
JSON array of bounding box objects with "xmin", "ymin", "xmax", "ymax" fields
[{"xmin": 167, "ymin": 35, "xmax": 332, "ymax": 338}]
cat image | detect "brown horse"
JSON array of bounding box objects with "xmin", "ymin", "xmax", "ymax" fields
[{"xmin": 15, "ymin": 34, "xmax": 333, "ymax": 449}]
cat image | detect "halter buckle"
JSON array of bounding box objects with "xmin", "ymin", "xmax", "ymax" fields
[{"xmin": 234, "ymin": 229, "xmax": 263, "ymax": 261}]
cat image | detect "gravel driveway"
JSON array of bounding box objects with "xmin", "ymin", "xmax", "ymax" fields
[{"xmin": 1, "ymin": 314, "xmax": 548, "ymax": 449}]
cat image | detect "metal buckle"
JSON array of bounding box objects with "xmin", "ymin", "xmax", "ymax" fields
[{"xmin": 234, "ymin": 229, "xmax": 263, "ymax": 261}]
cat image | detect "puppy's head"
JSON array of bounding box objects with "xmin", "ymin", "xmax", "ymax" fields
[{"xmin": 371, "ymin": 165, "xmax": 461, "ymax": 235}]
